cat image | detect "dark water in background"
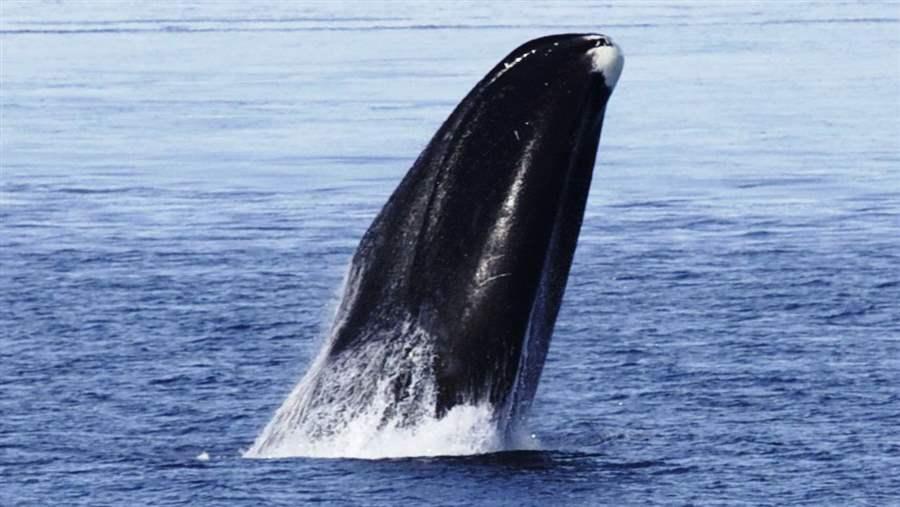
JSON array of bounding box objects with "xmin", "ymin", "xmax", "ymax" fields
[{"xmin": 2, "ymin": 1, "xmax": 899, "ymax": 505}]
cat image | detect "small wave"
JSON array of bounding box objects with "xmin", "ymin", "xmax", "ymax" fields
[
  {"xmin": 54, "ymin": 186, "xmax": 154, "ymax": 195},
  {"xmin": 824, "ymin": 303, "xmax": 877, "ymax": 321},
  {"xmin": 608, "ymin": 200, "xmax": 685, "ymax": 209},
  {"xmin": 740, "ymin": 230, "xmax": 775, "ymax": 238},
  {"xmin": 795, "ymin": 278, "xmax": 831, "ymax": 288},
  {"xmin": 669, "ymin": 270, "xmax": 702, "ymax": 281},
  {"xmin": 683, "ymin": 217, "xmax": 736, "ymax": 230},
  {"xmin": 148, "ymin": 374, "xmax": 192, "ymax": 386}
]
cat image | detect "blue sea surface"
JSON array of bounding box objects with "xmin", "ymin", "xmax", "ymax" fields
[{"xmin": 2, "ymin": 1, "xmax": 899, "ymax": 505}]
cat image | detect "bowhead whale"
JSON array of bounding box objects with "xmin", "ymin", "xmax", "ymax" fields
[{"xmin": 249, "ymin": 34, "xmax": 623, "ymax": 456}]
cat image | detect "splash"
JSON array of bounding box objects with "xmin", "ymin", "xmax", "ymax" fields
[{"xmin": 244, "ymin": 314, "xmax": 535, "ymax": 459}]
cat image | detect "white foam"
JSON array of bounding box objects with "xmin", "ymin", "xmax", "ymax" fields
[
  {"xmin": 586, "ymin": 39, "xmax": 624, "ymax": 89},
  {"xmin": 258, "ymin": 402, "xmax": 507, "ymax": 460},
  {"xmin": 244, "ymin": 313, "xmax": 538, "ymax": 459}
]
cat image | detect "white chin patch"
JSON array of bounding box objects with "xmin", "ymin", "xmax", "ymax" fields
[{"xmin": 586, "ymin": 39, "xmax": 624, "ymax": 89}]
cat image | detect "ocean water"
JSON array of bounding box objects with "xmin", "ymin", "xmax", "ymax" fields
[{"xmin": 2, "ymin": 1, "xmax": 899, "ymax": 505}]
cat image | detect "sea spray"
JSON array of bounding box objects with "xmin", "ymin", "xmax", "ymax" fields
[{"xmin": 244, "ymin": 319, "xmax": 519, "ymax": 459}]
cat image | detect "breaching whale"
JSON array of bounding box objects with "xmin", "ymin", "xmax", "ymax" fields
[{"xmin": 248, "ymin": 34, "xmax": 623, "ymax": 456}]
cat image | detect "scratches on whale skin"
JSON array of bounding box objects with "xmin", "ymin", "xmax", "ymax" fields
[{"xmin": 477, "ymin": 272, "xmax": 514, "ymax": 287}]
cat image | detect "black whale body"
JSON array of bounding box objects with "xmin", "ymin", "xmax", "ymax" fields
[{"xmin": 323, "ymin": 34, "xmax": 624, "ymax": 432}]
